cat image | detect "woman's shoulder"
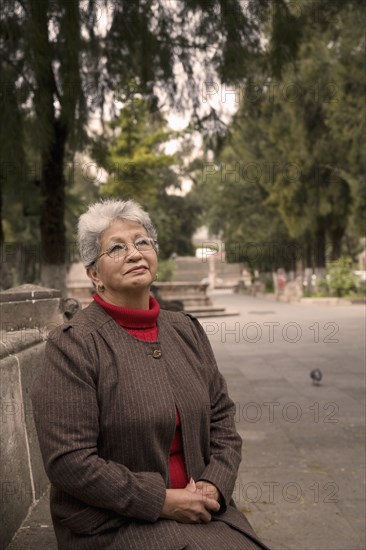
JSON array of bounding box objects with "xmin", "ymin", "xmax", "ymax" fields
[
  {"xmin": 47, "ymin": 300, "xmax": 112, "ymax": 341},
  {"xmin": 158, "ymin": 309, "xmax": 205, "ymax": 343},
  {"xmin": 158, "ymin": 308, "xmax": 198, "ymax": 326}
]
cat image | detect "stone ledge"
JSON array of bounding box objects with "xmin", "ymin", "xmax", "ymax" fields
[
  {"xmin": 0, "ymin": 330, "xmax": 48, "ymax": 360},
  {"xmin": 300, "ymin": 297, "xmax": 353, "ymax": 305},
  {"xmin": 0, "ymin": 284, "xmax": 60, "ymax": 303},
  {"xmin": 0, "ymin": 285, "xmax": 63, "ymax": 331},
  {"xmin": 0, "ymin": 285, "xmax": 63, "ymax": 549}
]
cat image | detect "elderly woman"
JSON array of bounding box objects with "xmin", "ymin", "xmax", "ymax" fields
[{"xmin": 31, "ymin": 199, "xmax": 270, "ymax": 550}]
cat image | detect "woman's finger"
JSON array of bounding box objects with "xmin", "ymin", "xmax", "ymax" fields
[
  {"xmin": 204, "ymin": 498, "xmax": 220, "ymax": 512},
  {"xmin": 185, "ymin": 477, "xmax": 196, "ymax": 493},
  {"xmin": 199, "ymin": 510, "xmax": 212, "ymax": 523}
]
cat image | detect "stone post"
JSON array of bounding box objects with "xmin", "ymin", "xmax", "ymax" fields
[
  {"xmin": 0, "ymin": 285, "xmax": 63, "ymax": 549},
  {"xmin": 208, "ymin": 254, "xmax": 216, "ymax": 290}
]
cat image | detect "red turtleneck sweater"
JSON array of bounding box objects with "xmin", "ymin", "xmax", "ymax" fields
[{"xmin": 93, "ymin": 293, "xmax": 188, "ymax": 489}]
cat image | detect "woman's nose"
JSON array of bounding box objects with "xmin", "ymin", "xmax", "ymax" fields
[{"xmin": 125, "ymin": 244, "xmax": 143, "ymax": 260}]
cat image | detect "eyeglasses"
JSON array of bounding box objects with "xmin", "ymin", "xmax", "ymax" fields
[{"xmin": 97, "ymin": 237, "xmax": 157, "ymax": 261}]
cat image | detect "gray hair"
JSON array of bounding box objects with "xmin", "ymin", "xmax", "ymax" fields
[{"xmin": 77, "ymin": 199, "xmax": 158, "ymax": 267}]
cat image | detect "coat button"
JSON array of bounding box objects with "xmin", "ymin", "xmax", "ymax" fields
[{"xmin": 152, "ymin": 349, "xmax": 162, "ymax": 359}]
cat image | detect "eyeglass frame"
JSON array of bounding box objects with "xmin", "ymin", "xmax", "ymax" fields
[{"xmin": 96, "ymin": 236, "xmax": 158, "ymax": 262}]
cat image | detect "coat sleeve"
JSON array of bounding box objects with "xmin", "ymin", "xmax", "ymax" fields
[
  {"xmin": 30, "ymin": 324, "xmax": 166, "ymax": 523},
  {"xmin": 186, "ymin": 315, "xmax": 242, "ymax": 513}
]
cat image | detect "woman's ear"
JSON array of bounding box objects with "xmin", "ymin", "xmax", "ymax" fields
[{"xmin": 86, "ymin": 266, "xmax": 100, "ymax": 288}]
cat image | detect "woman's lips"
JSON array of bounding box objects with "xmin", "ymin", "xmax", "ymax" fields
[{"xmin": 126, "ymin": 266, "xmax": 148, "ymax": 274}]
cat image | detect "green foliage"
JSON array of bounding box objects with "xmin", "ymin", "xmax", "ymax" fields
[
  {"xmin": 316, "ymin": 278, "xmax": 329, "ymax": 295},
  {"xmin": 194, "ymin": 0, "xmax": 365, "ymax": 270},
  {"xmin": 327, "ymin": 257, "xmax": 358, "ymax": 297},
  {"xmin": 99, "ymin": 99, "xmax": 179, "ymax": 204},
  {"xmin": 257, "ymin": 18, "xmax": 361, "ymax": 262},
  {"xmin": 190, "ymin": 126, "xmax": 301, "ymax": 271},
  {"xmin": 150, "ymin": 193, "xmax": 202, "ymax": 259},
  {"xmin": 1, "ymin": 0, "xmax": 270, "ymax": 280},
  {"xmin": 2, "ymin": 0, "xmax": 362, "ymax": 285},
  {"xmin": 64, "ymin": 152, "xmax": 100, "ymax": 263},
  {"xmin": 95, "ymin": 99, "xmax": 202, "ymax": 260},
  {"xmin": 157, "ymin": 259, "xmax": 175, "ymax": 282},
  {"xmin": 263, "ymin": 274, "xmax": 274, "ymax": 293}
]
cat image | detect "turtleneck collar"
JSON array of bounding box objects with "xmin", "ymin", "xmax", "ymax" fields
[{"xmin": 93, "ymin": 293, "xmax": 160, "ymax": 329}]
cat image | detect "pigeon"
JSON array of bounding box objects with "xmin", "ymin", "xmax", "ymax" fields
[
  {"xmin": 61, "ymin": 298, "xmax": 80, "ymax": 320},
  {"xmin": 310, "ymin": 368, "xmax": 323, "ymax": 385}
]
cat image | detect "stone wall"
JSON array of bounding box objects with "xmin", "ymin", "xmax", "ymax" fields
[
  {"xmin": 152, "ymin": 281, "xmax": 212, "ymax": 308},
  {"xmin": 0, "ymin": 285, "xmax": 64, "ymax": 549},
  {"xmin": 172, "ymin": 257, "xmax": 243, "ymax": 285}
]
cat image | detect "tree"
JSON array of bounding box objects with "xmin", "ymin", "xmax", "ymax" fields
[
  {"xmin": 191, "ymin": 139, "xmax": 300, "ymax": 273},
  {"xmin": 0, "ymin": 57, "xmax": 28, "ymax": 287},
  {"xmin": 96, "ymin": 97, "xmax": 201, "ymax": 259},
  {"xmin": 98, "ymin": 98, "xmax": 179, "ymax": 204},
  {"xmin": 151, "ymin": 193, "xmax": 202, "ymax": 259},
  {"xmin": 1, "ymin": 0, "xmax": 270, "ymax": 292},
  {"xmin": 322, "ymin": 3, "xmax": 366, "ymax": 239},
  {"xmin": 1, "ymin": 0, "xmax": 90, "ymax": 292},
  {"xmin": 195, "ymin": 0, "xmax": 365, "ymax": 271},
  {"xmin": 265, "ymin": 1, "xmax": 365, "ymax": 266}
]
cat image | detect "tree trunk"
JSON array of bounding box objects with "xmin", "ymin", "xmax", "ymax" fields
[
  {"xmin": 40, "ymin": 120, "xmax": 68, "ymax": 296},
  {"xmin": 329, "ymin": 227, "xmax": 344, "ymax": 261},
  {"xmin": 302, "ymin": 233, "xmax": 313, "ymax": 270},
  {"xmin": 302, "ymin": 234, "xmax": 313, "ymax": 293},
  {"xmin": 0, "ymin": 186, "xmax": 13, "ymax": 290},
  {"xmin": 314, "ymin": 218, "xmax": 326, "ymax": 269}
]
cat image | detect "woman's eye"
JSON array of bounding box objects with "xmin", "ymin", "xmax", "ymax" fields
[
  {"xmin": 109, "ymin": 243, "xmax": 126, "ymax": 253},
  {"xmin": 136, "ymin": 238, "xmax": 149, "ymax": 246}
]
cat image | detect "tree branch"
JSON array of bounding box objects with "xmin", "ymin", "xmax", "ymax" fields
[{"xmin": 1, "ymin": 57, "xmax": 36, "ymax": 94}]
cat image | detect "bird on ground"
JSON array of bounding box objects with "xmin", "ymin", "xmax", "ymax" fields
[{"xmin": 310, "ymin": 368, "xmax": 323, "ymax": 385}]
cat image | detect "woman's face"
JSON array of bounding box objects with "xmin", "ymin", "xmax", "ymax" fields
[{"xmin": 87, "ymin": 219, "xmax": 158, "ymax": 305}]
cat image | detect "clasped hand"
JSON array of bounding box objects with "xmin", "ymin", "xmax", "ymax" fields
[{"xmin": 160, "ymin": 478, "xmax": 221, "ymax": 524}]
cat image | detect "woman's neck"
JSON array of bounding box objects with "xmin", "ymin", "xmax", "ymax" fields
[{"xmin": 98, "ymin": 289, "xmax": 150, "ymax": 310}]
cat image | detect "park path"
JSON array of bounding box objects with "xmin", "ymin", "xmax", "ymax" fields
[
  {"xmin": 7, "ymin": 293, "xmax": 366, "ymax": 550},
  {"xmin": 207, "ymin": 293, "xmax": 365, "ymax": 550}
]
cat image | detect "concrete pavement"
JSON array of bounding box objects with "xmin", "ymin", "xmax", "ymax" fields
[
  {"xmin": 6, "ymin": 293, "xmax": 366, "ymax": 550},
  {"xmin": 206, "ymin": 293, "xmax": 365, "ymax": 550}
]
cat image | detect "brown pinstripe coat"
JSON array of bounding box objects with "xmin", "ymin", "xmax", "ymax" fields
[{"xmin": 31, "ymin": 301, "xmax": 270, "ymax": 550}]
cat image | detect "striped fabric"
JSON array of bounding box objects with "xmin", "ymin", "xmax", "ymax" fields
[
  {"xmin": 31, "ymin": 301, "xmax": 271, "ymax": 550},
  {"xmin": 93, "ymin": 293, "xmax": 189, "ymax": 489}
]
